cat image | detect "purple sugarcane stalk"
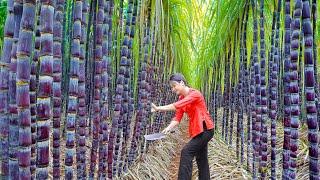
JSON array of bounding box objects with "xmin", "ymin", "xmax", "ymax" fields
[
  {"xmin": 288, "ymin": 1, "xmax": 302, "ymax": 179},
  {"xmin": 0, "ymin": 0, "xmax": 14, "ymax": 178},
  {"xmin": 282, "ymin": 0, "xmax": 292, "ymax": 178},
  {"xmin": 16, "ymin": 0, "xmax": 36, "ymax": 178},
  {"xmin": 52, "ymin": 0, "xmax": 65, "ymax": 178},
  {"xmin": 302, "ymin": 0, "xmax": 319, "ymax": 178},
  {"xmin": 259, "ymin": 0, "xmax": 268, "ymax": 177},
  {"xmin": 8, "ymin": 0, "xmax": 22, "ymax": 179}
]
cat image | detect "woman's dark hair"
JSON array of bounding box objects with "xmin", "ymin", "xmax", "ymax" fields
[{"xmin": 169, "ymin": 73, "xmax": 187, "ymax": 84}]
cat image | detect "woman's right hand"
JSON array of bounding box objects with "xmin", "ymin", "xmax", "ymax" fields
[{"xmin": 151, "ymin": 103, "xmax": 158, "ymax": 112}]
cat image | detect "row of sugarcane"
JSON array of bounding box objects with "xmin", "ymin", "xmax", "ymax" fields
[
  {"xmin": 0, "ymin": 0, "xmax": 177, "ymax": 179},
  {"xmin": 207, "ymin": 0, "xmax": 319, "ymax": 179}
]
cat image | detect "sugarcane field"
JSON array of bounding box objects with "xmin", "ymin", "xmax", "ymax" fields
[{"xmin": 1, "ymin": 0, "xmax": 320, "ymax": 179}]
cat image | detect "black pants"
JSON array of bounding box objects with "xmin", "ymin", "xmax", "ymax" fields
[{"xmin": 178, "ymin": 129, "xmax": 214, "ymax": 180}]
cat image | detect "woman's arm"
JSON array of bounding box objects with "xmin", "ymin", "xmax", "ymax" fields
[
  {"xmin": 151, "ymin": 103, "xmax": 176, "ymax": 112},
  {"xmin": 162, "ymin": 120, "xmax": 179, "ymax": 134}
]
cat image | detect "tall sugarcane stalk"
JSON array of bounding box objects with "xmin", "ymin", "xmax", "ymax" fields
[
  {"xmin": 238, "ymin": 6, "xmax": 249, "ymax": 164},
  {"xmin": 30, "ymin": 3, "xmax": 41, "ymax": 178},
  {"xmin": 36, "ymin": 0, "xmax": 54, "ymax": 178},
  {"xmin": 119, "ymin": 0, "xmax": 137, "ymax": 174},
  {"xmin": 98, "ymin": 0, "xmax": 109, "ymax": 178},
  {"xmin": 52, "ymin": 0, "xmax": 65, "ymax": 178},
  {"xmin": 64, "ymin": 0, "xmax": 82, "ymax": 178},
  {"xmin": 76, "ymin": 0, "xmax": 89, "ymax": 178},
  {"xmin": 16, "ymin": 0, "xmax": 36, "ymax": 178},
  {"xmin": 0, "ymin": 0, "xmax": 14, "ymax": 178},
  {"xmin": 252, "ymin": 0, "xmax": 261, "ymax": 178},
  {"xmin": 85, "ymin": 0, "xmax": 94, "ymax": 120},
  {"xmin": 8, "ymin": 0, "xmax": 22, "ymax": 178},
  {"xmin": 240, "ymin": 5, "xmax": 248, "ymax": 164},
  {"xmin": 282, "ymin": 0, "xmax": 292, "ymax": 178},
  {"xmin": 112, "ymin": 0, "xmax": 135, "ymax": 175},
  {"xmin": 270, "ymin": 1, "xmax": 281, "ymax": 178},
  {"xmin": 107, "ymin": 0, "xmax": 123, "ymax": 176},
  {"xmin": 128, "ymin": 22, "xmax": 150, "ymax": 166},
  {"xmin": 288, "ymin": 1, "xmax": 302, "ymax": 178},
  {"xmin": 141, "ymin": 1, "xmax": 156, "ymax": 155},
  {"xmin": 268, "ymin": 8, "xmax": 276, "ymax": 120},
  {"xmin": 240, "ymin": 3, "xmax": 250, "ymax": 169},
  {"xmin": 107, "ymin": 0, "xmax": 113, "ymax": 119},
  {"xmin": 311, "ymin": 0, "xmax": 319, "ymax": 131},
  {"xmin": 302, "ymin": 0, "xmax": 319, "ymax": 178},
  {"xmin": 249, "ymin": 53, "xmax": 255, "ymax": 172},
  {"xmin": 222, "ymin": 51, "xmax": 230, "ymax": 140},
  {"xmin": 228, "ymin": 42, "xmax": 236, "ymax": 146},
  {"xmin": 89, "ymin": 0, "xmax": 104, "ymax": 177},
  {"xmin": 259, "ymin": 0, "xmax": 268, "ymax": 177}
]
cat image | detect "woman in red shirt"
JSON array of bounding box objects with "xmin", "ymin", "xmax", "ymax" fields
[{"xmin": 151, "ymin": 73, "xmax": 214, "ymax": 180}]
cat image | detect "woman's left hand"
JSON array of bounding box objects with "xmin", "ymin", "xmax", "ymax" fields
[{"xmin": 162, "ymin": 127, "xmax": 171, "ymax": 134}]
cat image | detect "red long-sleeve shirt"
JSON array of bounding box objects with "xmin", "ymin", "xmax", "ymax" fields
[{"xmin": 173, "ymin": 88, "xmax": 214, "ymax": 138}]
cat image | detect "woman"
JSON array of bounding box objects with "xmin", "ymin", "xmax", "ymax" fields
[{"xmin": 151, "ymin": 73, "xmax": 214, "ymax": 180}]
